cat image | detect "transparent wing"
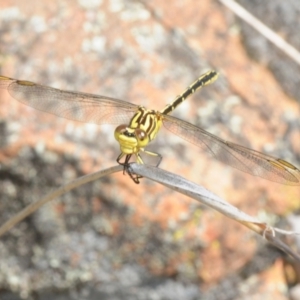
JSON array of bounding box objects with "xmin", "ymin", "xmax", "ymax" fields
[
  {"xmin": 0, "ymin": 76, "xmax": 139, "ymax": 125},
  {"xmin": 163, "ymin": 114, "xmax": 300, "ymax": 185}
]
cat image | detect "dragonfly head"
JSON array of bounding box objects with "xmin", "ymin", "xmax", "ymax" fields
[{"xmin": 114, "ymin": 124, "xmax": 149, "ymax": 154}]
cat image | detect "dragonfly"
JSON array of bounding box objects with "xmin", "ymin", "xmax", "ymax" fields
[{"xmin": 0, "ymin": 71, "xmax": 299, "ymax": 184}]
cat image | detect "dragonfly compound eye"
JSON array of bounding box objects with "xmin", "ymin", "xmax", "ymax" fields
[
  {"xmin": 135, "ymin": 128, "xmax": 149, "ymax": 147},
  {"xmin": 114, "ymin": 124, "xmax": 128, "ymax": 141}
]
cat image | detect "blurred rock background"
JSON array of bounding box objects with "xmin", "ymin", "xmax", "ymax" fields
[{"xmin": 0, "ymin": 0, "xmax": 299, "ymax": 299}]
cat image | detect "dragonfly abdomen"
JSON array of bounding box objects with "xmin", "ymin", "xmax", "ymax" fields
[{"xmin": 162, "ymin": 70, "xmax": 218, "ymax": 115}]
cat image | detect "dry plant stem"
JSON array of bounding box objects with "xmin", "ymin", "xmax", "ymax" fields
[
  {"xmin": 130, "ymin": 164, "xmax": 300, "ymax": 261},
  {"xmin": 218, "ymin": 0, "xmax": 300, "ymax": 65},
  {"xmin": 265, "ymin": 230, "xmax": 300, "ymax": 260},
  {"xmin": 241, "ymin": 221, "xmax": 300, "ymax": 261},
  {"xmin": 0, "ymin": 165, "xmax": 124, "ymax": 237},
  {"xmin": 2, "ymin": 162, "xmax": 299, "ymax": 261}
]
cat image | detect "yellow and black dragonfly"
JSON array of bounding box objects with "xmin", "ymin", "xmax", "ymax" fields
[{"xmin": 0, "ymin": 71, "xmax": 299, "ymax": 184}]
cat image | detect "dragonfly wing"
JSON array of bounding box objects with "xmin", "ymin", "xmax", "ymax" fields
[
  {"xmin": 162, "ymin": 114, "xmax": 300, "ymax": 185},
  {"xmin": 0, "ymin": 76, "xmax": 138, "ymax": 125}
]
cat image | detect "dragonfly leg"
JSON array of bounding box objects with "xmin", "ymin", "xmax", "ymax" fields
[
  {"xmin": 117, "ymin": 153, "xmax": 132, "ymax": 174},
  {"xmin": 116, "ymin": 152, "xmax": 141, "ymax": 184},
  {"xmin": 116, "ymin": 150, "xmax": 162, "ymax": 183},
  {"xmin": 125, "ymin": 154, "xmax": 143, "ymax": 183},
  {"xmin": 116, "ymin": 153, "xmax": 126, "ymax": 175},
  {"xmin": 127, "ymin": 167, "xmax": 142, "ymax": 184},
  {"xmin": 116, "ymin": 152, "xmax": 125, "ymax": 164},
  {"xmin": 141, "ymin": 149, "xmax": 163, "ymax": 167}
]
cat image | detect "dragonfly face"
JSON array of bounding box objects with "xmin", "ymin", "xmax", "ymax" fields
[
  {"xmin": 114, "ymin": 124, "xmax": 150, "ymax": 155},
  {"xmin": 0, "ymin": 72, "xmax": 300, "ymax": 185}
]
